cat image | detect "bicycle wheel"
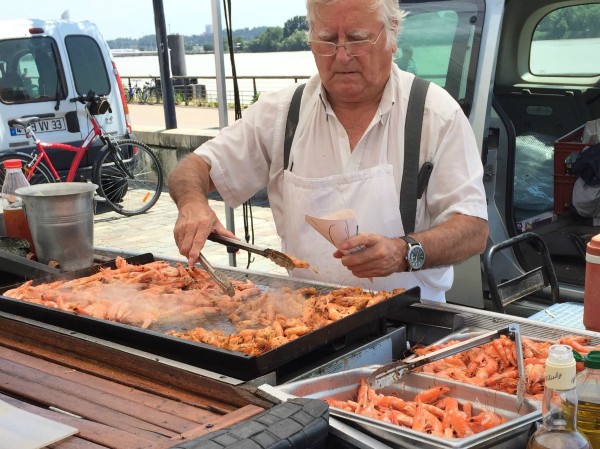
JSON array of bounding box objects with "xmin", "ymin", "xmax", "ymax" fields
[
  {"xmin": 145, "ymin": 87, "xmax": 158, "ymax": 105},
  {"xmin": 93, "ymin": 139, "xmax": 163, "ymax": 216},
  {"xmin": 0, "ymin": 153, "xmax": 56, "ymax": 187},
  {"xmin": 135, "ymin": 88, "xmax": 143, "ymax": 103}
]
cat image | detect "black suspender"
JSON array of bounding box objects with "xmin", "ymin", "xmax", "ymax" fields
[
  {"xmin": 401, "ymin": 77, "xmax": 430, "ymax": 234},
  {"xmin": 283, "ymin": 77, "xmax": 431, "ymax": 234},
  {"xmin": 283, "ymin": 83, "xmax": 306, "ymax": 171}
]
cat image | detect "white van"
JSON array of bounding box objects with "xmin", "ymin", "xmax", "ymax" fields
[
  {"xmin": 0, "ymin": 19, "xmax": 133, "ymax": 178},
  {"xmin": 397, "ymin": 0, "xmax": 600, "ymax": 315}
]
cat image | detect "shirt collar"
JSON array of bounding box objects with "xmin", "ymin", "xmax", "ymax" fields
[{"xmin": 316, "ymin": 75, "xmax": 395, "ymax": 125}]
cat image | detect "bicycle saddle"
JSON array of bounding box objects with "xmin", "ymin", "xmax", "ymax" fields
[{"xmin": 8, "ymin": 117, "xmax": 40, "ymax": 128}]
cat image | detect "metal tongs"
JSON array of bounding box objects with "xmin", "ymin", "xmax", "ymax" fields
[
  {"xmin": 366, "ymin": 323, "xmax": 527, "ymax": 412},
  {"xmin": 196, "ymin": 253, "xmax": 235, "ymax": 297},
  {"xmin": 208, "ymin": 233, "xmax": 297, "ymax": 270}
]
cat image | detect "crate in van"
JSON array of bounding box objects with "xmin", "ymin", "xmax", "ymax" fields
[
  {"xmin": 553, "ymin": 125, "xmax": 588, "ymax": 215},
  {"xmin": 0, "ymin": 19, "xmax": 133, "ymax": 178}
]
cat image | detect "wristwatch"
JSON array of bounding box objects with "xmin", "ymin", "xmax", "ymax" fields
[{"xmin": 400, "ymin": 235, "xmax": 425, "ymax": 271}]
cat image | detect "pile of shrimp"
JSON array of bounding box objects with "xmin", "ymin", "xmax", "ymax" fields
[
  {"xmin": 3, "ymin": 256, "xmax": 404, "ymax": 356},
  {"xmin": 411, "ymin": 334, "xmax": 600, "ymax": 400},
  {"xmin": 168, "ymin": 286, "xmax": 404, "ymax": 355},
  {"xmin": 326, "ymin": 379, "xmax": 506, "ymax": 439},
  {"xmin": 2, "ymin": 257, "xmax": 257, "ymax": 329}
]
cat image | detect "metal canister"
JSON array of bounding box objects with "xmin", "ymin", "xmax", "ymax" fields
[
  {"xmin": 15, "ymin": 182, "xmax": 97, "ymax": 272},
  {"xmin": 583, "ymin": 233, "xmax": 600, "ymax": 332}
]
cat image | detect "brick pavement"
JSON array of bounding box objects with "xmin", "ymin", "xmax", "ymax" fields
[
  {"xmin": 93, "ymin": 192, "xmax": 286, "ymax": 275},
  {"xmin": 94, "ymin": 104, "xmax": 286, "ymax": 274}
]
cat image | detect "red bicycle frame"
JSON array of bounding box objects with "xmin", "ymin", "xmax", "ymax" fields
[{"xmin": 26, "ymin": 114, "xmax": 104, "ymax": 182}]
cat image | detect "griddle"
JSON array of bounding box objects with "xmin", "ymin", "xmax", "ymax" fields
[{"xmin": 0, "ymin": 253, "xmax": 421, "ymax": 380}]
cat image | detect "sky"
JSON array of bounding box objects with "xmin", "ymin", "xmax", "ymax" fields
[{"xmin": 2, "ymin": 0, "xmax": 308, "ymax": 40}]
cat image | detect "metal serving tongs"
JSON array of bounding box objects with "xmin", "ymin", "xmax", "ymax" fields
[
  {"xmin": 207, "ymin": 232, "xmax": 297, "ymax": 270},
  {"xmin": 196, "ymin": 252, "xmax": 236, "ymax": 297},
  {"xmin": 366, "ymin": 323, "xmax": 527, "ymax": 412}
]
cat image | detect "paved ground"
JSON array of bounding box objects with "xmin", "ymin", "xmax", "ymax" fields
[
  {"xmin": 93, "ymin": 105, "xmax": 286, "ymax": 275},
  {"xmin": 126, "ymin": 103, "xmax": 237, "ymax": 130}
]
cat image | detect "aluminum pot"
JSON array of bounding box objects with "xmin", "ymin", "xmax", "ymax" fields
[{"xmin": 15, "ymin": 183, "xmax": 97, "ymax": 271}]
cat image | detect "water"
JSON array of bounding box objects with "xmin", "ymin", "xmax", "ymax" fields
[
  {"xmin": 115, "ymin": 51, "xmax": 317, "ymax": 103},
  {"xmin": 114, "ymin": 51, "xmax": 317, "ymax": 77}
]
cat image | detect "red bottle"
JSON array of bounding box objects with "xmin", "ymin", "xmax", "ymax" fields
[
  {"xmin": 1, "ymin": 159, "xmax": 35, "ymax": 253},
  {"xmin": 583, "ymin": 234, "xmax": 600, "ymax": 332}
]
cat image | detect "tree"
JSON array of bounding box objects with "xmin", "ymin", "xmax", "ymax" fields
[
  {"xmin": 534, "ymin": 4, "xmax": 600, "ymax": 40},
  {"xmin": 283, "ymin": 15, "xmax": 308, "ymax": 39},
  {"xmin": 282, "ymin": 30, "xmax": 309, "ymax": 51},
  {"xmin": 246, "ymin": 27, "xmax": 283, "ymax": 52}
]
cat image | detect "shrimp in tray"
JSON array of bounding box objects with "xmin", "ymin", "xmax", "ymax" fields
[
  {"xmin": 324, "ymin": 378, "xmax": 507, "ymax": 439},
  {"xmin": 410, "ymin": 332, "xmax": 600, "ymax": 399}
]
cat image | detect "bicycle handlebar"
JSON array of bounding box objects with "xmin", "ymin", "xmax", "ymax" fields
[
  {"xmin": 70, "ymin": 90, "xmax": 106, "ymax": 104},
  {"xmin": 70, "ymin": 89, "xmax": 112, "ymax": 115}
]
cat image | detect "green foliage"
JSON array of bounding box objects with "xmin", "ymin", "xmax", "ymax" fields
[
  {"xmin": 107, "ymin": 16, "xmax": 310, "ymax": 53},
  {"xmin": 534, "ymin": 4, "xmax": 600, "ymax": 40},
  {"xmin": 283, "ymin": 30, "xmax": 309, "ymax": 51},
  {"xmin": 283, "ymin": 15, "xmax": 308, "ymax": 39},
  {"xmin": 246, "ymin": 27, "xmax": 284, "ymax": 52}
]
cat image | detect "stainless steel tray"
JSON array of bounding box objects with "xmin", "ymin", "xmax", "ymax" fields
[
  {"xmin": 414, "ymin": 327, "xmax": 548, "ymax": 347},
  {"xmin": 277, "ymin": 368, "xmax": 541, "ymax": 449}
]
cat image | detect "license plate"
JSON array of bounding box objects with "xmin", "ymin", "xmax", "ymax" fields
[{"xmin": 10, "ymin": 117, "xmax": 67, "ymax": 135}]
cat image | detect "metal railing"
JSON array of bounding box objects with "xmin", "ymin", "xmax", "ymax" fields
[{"xmin": 121, "ymin": 75, "xmax": 310, "ymax": 106}]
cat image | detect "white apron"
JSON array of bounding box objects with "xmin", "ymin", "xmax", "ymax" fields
[{"xmin": 281, "ymin": 123, "xmax": 447, "ymax": 301}]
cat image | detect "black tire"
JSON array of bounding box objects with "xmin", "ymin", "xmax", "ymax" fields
[
  {"xmin": 141, "ymin": 87, "xmax": 151, "ymax": 104},
  {"xmin": 145, "ymin": 87, "xmax": 159, "ymax": 105},
  {"xmin": 0, "ymin": 153, "xmax": 56, "ymax": 187},
  {"xmin": 93, "ymin": 139, "xmax": 163, "ymax": 216}
]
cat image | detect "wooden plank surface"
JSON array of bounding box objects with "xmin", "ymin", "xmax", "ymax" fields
[
  {"xmin": 0, "ymin": 316, "xmax": 269, "ymax": 449},
  {"xmin": 0, "ymin": 345, "xmax": 215, "ymax": 422},
  {"xmin": 0, "ymin": 316, "xmax": 271, "ymax": 410}
]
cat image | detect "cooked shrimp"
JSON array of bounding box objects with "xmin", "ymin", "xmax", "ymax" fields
[{"xmin": 414, "ymin": 386, "xmax": 450, "ymax": 404}]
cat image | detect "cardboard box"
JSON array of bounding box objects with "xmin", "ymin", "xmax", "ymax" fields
[
  {"xmin": 516, "ymin": 211, "xmax": 554, "ymax": 233},
  {"xmin": 554, "ymin": 125, "xmax": 589, "ymax": 215}
]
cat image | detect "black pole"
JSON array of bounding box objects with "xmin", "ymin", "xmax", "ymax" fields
[{"xmin": 152, "ymin": 0, "xmax": 177, "ymax": 129}]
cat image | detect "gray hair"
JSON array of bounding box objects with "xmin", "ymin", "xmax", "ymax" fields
[{"xmin": 305, "ymin": 0, "xmax": 407, "ymax": 50}]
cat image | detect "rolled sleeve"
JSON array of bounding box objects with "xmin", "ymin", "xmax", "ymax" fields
[{"xmin": 420, "ymin": 100, "xmax": 488, "ymax": 229}]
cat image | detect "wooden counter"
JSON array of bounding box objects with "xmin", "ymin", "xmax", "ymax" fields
[{"xmin": 0, "ymin": 315, "xmax": 272, "ymax": 449}]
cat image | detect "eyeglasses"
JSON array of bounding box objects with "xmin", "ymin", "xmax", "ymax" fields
[{"xmin": 309, "ymin": 26, "xmax": 385, "ymax": 57}]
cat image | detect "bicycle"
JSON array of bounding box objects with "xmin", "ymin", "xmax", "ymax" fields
[
  {"xmin": 125, "ymin": 81, "xmax": 143, "ymax": 103},
  {"xmin": 2, "ymin": 91, "xmax": 164, "ymax": 216},
  {"xmin": 141, "ymin": 79, "xmax": 161, "ymax": 105}
]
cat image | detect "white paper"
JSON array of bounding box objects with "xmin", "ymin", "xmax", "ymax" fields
[
  {"xmin": 583, "ymin": 118, "xmax": 600, "ymax": 145},
  {"xmin": 304, "ymin": 209, "xmax": 365, "ymax": 255},
  {"xmin": 0, "ymin": 400, "xmax": 78, "ymax": 449}
]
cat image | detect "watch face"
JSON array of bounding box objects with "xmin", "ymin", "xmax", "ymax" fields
[{"xmin": 407, "ymin": 245, "xmax": 425, "ymax": 270}]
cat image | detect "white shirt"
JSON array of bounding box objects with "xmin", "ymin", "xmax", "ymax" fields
[{"xmin": 195, "ymin": 65, "xmax": 487, "ymax": 292}]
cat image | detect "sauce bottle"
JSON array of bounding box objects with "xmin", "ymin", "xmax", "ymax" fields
[
  {"xmin": 526, "ymin": 344, "xmax": 591, "ymax": 449},
  {"xmin": 1, "ymin": 159, "xmax": 34, "ymax": 253},
  {"xmin": 576, "ymin": 351, "xmax": 600, "ymax": 448},
  {"xmin": 583, "ymin": 234, "xmax": 600, "ymax": 332}
]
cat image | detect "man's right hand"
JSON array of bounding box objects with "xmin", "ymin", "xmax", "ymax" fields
[
  {"xmin": 168, "ymin": 153, "xmax": 237, "ymax": 266},
  {"xmin": 173, "ymin": 201, "xmax": 236, "ymax": 267}
]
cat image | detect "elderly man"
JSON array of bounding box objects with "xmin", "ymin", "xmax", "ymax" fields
[{"xmin": 169, "ymin": 0, "xmax": 488, "ymax": 301}]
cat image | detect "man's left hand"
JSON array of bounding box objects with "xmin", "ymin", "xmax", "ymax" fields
[{"xmin": 333, "ymin": 234, "xmax": 406, "ymax": 278}]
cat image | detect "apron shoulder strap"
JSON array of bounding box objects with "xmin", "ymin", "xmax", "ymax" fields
[
  {"xmin": 284, "ymin": 83, "xmax": 306, "ymax": 171},
  {"xmin": 400, "ymin": 76, "xmax": 431, "ymax": 235}
]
